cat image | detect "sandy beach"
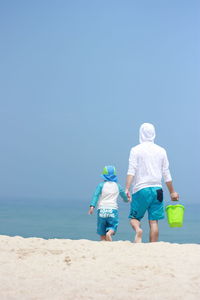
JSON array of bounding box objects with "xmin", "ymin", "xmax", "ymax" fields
[{"xmin": 0, "ymin": 235, "xmax": 200, "ymax": 300}]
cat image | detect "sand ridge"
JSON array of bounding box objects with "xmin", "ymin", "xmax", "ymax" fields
[{"xmin": 0, "ymin": 235, "xmax": 200, "ymax": 300}]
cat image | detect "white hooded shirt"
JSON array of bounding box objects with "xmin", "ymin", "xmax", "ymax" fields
[{"xmin": 127, "ymin": 123, "xmax": 172, "ymax": 194}]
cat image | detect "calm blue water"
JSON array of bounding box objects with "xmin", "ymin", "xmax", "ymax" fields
[{"xmin": 0, "ymin": 199, "xmax": 199, "ymax": 244}]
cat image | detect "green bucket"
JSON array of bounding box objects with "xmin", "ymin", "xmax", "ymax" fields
[{"xmin": 165, "ymin": 204, "xmax": 185, "ymax": 227}]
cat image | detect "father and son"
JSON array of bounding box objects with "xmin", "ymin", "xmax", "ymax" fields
[{"xmin": 88, "ymin": 123, "xmax": 179, "ymax": 243}]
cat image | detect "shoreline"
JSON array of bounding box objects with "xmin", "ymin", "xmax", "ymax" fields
[{"xmin": 0, "ymin": 235, "xmax": 200, "ymax": 299}]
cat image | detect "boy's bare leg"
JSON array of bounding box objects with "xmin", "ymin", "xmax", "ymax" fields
[
  {"xmin": 149, "ymin": 220, "xmax": 159, "ymax": 242},
  {"xmin": 130, "ymin": 218, "xmax": 143, "ymax": 243},
  {"xmin": 100, "ymin": 235, "xmax": 106, "ymax": 241},
  {"xmin": 106, "ymin": 230, "xmax": 115, "ymax": 241}
]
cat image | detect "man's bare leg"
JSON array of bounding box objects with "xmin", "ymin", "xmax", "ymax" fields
[
  {"xmin": 130, "ymin": 218, "xmax": 143, "ymax": 243},
  {"xmin": 106, "ymin": 230, "xmax": 115, "ymax": 241},
  {"xmin": 149, "ymin": 220, "xmax": 159, "ymax": 242}
]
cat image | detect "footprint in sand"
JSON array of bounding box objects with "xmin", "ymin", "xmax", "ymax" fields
[{"xmin": 64, "ymin": 256, "xmax": 71, "ymax": 265}]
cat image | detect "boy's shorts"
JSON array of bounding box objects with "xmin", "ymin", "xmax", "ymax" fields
[
  {"xmin": 129, "ymin": 187, "xmax": 164, "ymax": 221},
  {"xmin": 97, "ymin": 209, "xmax": 119, "ymax": 236}
]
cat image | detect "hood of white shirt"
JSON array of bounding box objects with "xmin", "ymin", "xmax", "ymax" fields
[{"xmin": 139, "ymin": 123, "xmax": 156, "ymax": 143}]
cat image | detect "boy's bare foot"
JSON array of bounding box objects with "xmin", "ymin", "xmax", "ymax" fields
[
  {"xmin": 100, "ymin": 235, "xmax": 106, "ymax": 241},
  {"xmin": 106, "ymin": 233, "xmax": 112, "ymax": 241},
  {"xmin": 106, "ymin": 230, "xmax": 114, "ymax": 241},
  {"xmin": 134, "ymin": 228, "xmax": 143, "ymax": 243}
]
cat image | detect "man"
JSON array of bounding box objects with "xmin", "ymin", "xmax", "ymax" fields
[{"xmin": 126, "ymin": 123, "xmax": 179, "ymax": 243}]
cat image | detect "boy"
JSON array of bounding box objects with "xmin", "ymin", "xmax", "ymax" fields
[{"xmin": 88, "ymin": 166, "xmax": 129, "ymax": 241}]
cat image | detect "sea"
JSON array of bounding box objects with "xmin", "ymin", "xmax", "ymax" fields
[{"xmin": 0, "ymin": 199, "xmax": 199, "ymax": 244}]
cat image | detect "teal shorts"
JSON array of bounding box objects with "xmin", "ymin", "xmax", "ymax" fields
[
  {"xmin": 97, "ymin": 209, "xmax": 119, "ymax": 235},
  {"xmin": 129, "ymin": 187, "xmax": 164, "ymax": 221}
]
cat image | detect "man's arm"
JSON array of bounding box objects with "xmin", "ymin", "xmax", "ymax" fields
[
  {"xmin": 162, "ymin": 151, "xmax": 179, "ymax": 201},
  {"xmin": 165, "ymin": 181, "xmax": 179, "ymax": 201},
  {"xmin": 125, "ymin": 174, "xmax": 134, "ymax": 201},
  {"xmin": 126, "ymin": 148, "xmax": 137, "ymax": 201}
]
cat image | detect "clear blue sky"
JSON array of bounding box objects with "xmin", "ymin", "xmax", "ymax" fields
[{"xmin": 0, "ymin": 0, "xmax": 199, "ymax": 203}]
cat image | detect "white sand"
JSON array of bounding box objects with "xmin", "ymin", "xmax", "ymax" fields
[{"xmin": 0, "ymin": 235, "xmax": 200, "ymax": 300}]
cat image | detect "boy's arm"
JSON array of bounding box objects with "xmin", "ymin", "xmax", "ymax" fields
[
  {"xmin": 88, "ymin": 182, "xmax": 104, "ymax": 214},
  {"xmin": 117, "ymin": 184, "xmax": 129, "ymax": 202}
]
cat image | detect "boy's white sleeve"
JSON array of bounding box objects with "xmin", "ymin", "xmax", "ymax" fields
[
  {"xmin": 127, "ymin": 148, "xmax": 137, "ymax": 176},
  {"xmin": 162, "ymin": 150, "xmax": 172, "ymax": 182}
]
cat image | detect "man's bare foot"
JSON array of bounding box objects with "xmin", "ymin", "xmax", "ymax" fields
[{"xmin": 134, "ymin": 228, "xmax": 143, "ymax": 243}]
